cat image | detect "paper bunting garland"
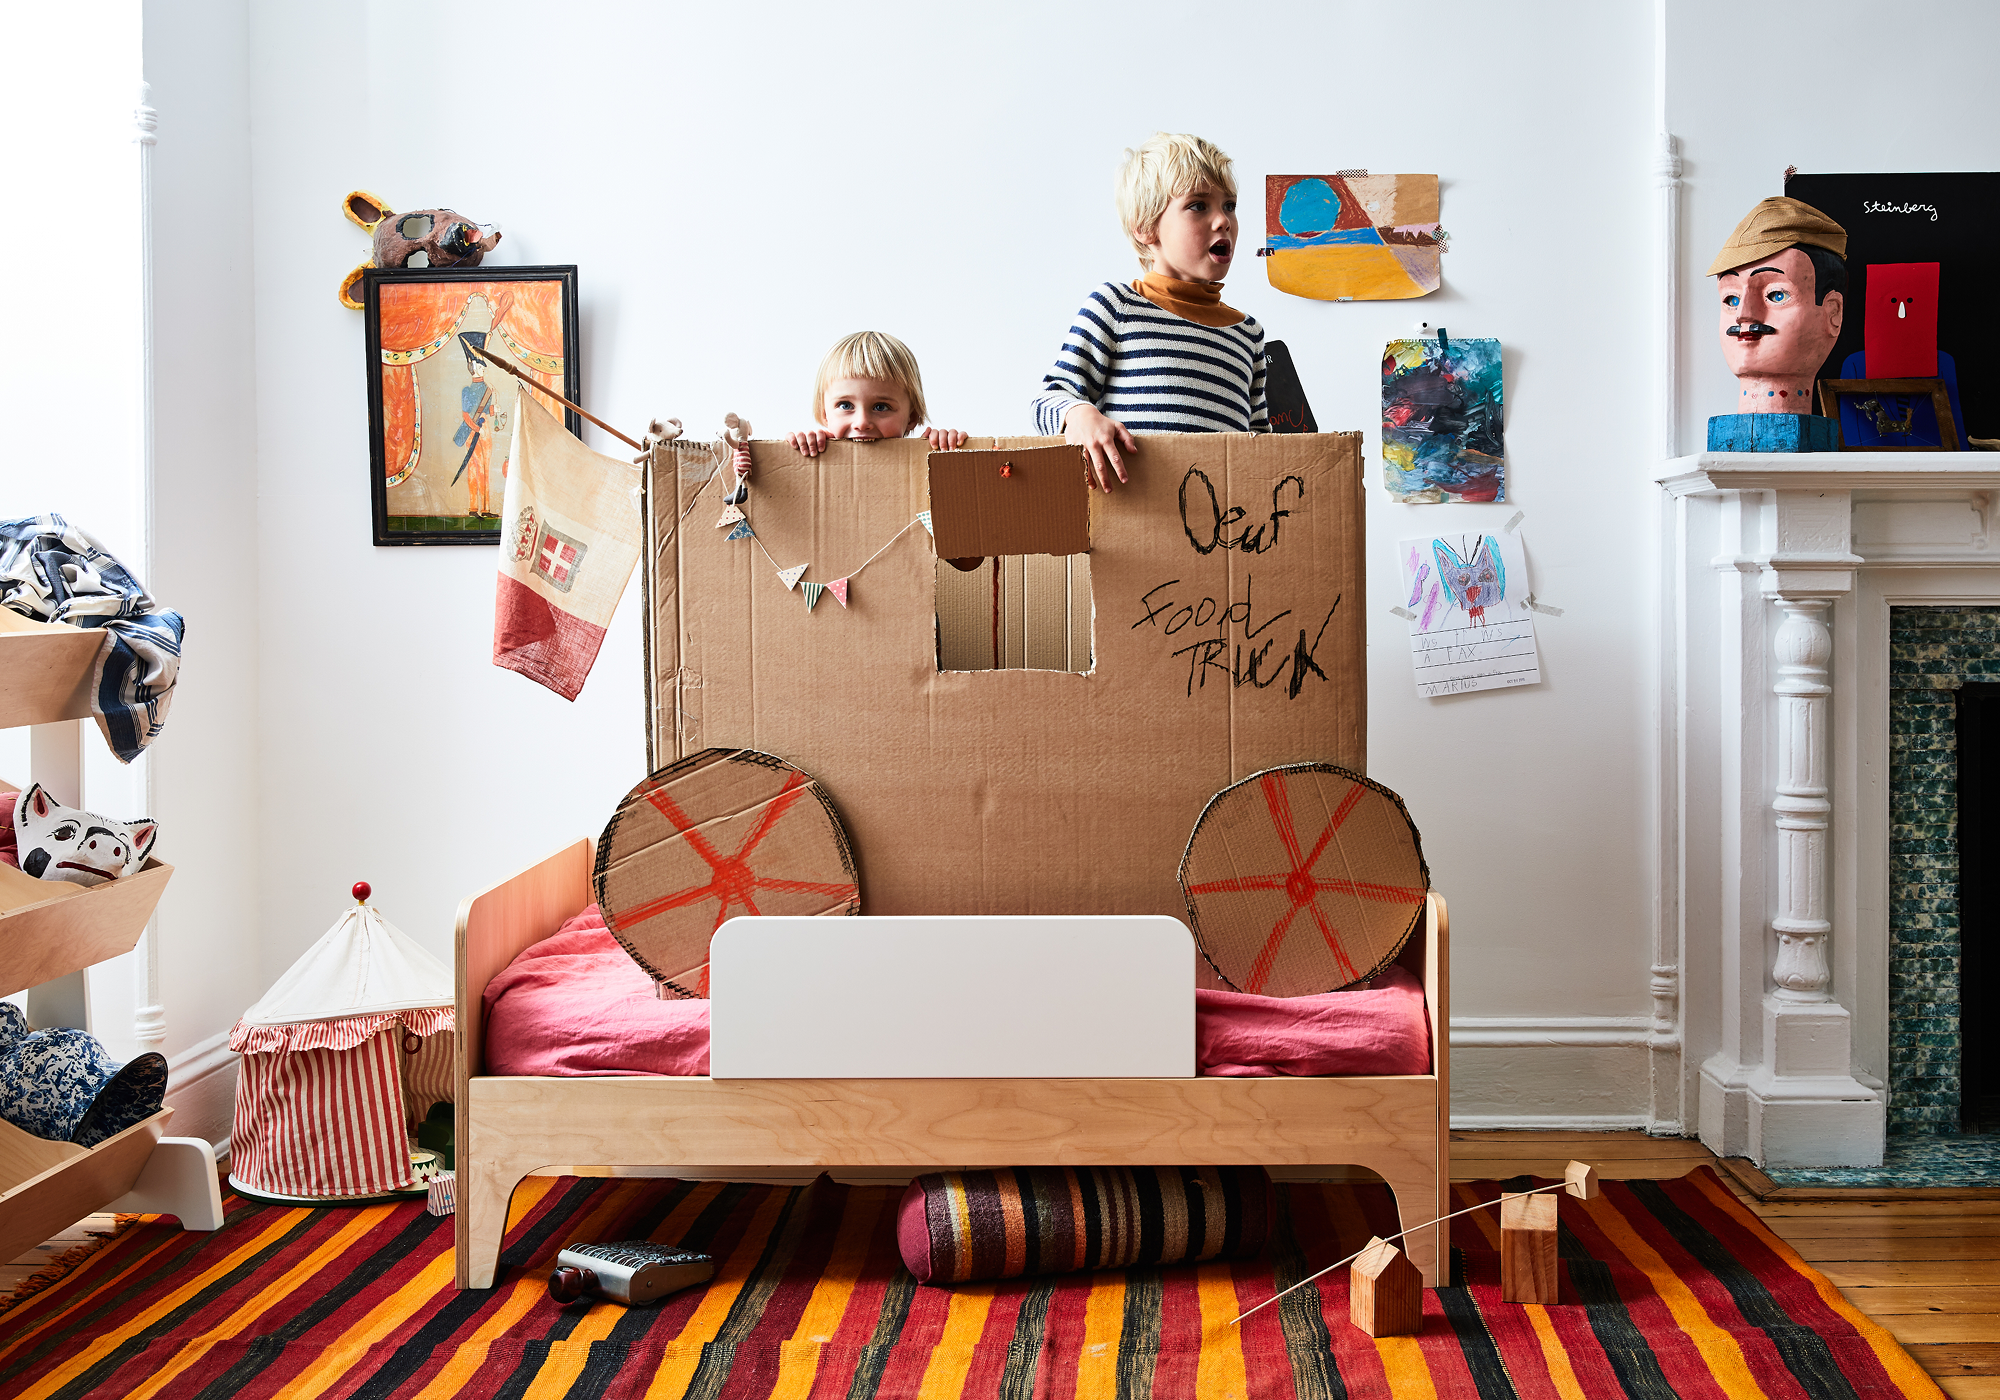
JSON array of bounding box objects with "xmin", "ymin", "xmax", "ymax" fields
[
  {"xmin": 801, "ymin": 581, "xmax": 825, "ymax": 611},
  {"xmin": 720, "ymin": 492, "xmax": 925, "ymax": 616},
  {"xmin": 777, "ymin": 564, "xmax": 808, "ymax": 591},
  {"xmin": 828, "ymin": 578, "xmax": 849, "ymax": 608},
  {"xmin": 726, "ymin": 521, "xmax": 754, "ymax": 541},
  {"xmin": 715, "ymin": 505, "xmax": 746, "ymax": 528},
  {"xmin": 917, "ymin": 510, "xmax": 933, "ymax": 535}
]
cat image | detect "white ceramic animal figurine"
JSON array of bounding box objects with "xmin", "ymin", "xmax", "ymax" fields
[{"xmin": 12, "ymin": 785, "xmax": 157, "ymax": 886}]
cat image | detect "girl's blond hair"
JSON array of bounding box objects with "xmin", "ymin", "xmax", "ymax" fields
[
  {"xmin": 812, "ymin": 331, "xmax": 929, "ymax": 429},
  {"xmin": 1115, "ymin": 133, "xmax": 1237, "ymax": 272}
]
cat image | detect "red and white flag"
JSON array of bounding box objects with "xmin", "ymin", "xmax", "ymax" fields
[{"xmin": 493, "ymin": 397, "xmax": 643, "ymax": 700}]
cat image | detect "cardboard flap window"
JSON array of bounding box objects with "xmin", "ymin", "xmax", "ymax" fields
[
  {"xmin": 1178, "ymin": 764, "xmax": 1429, "ymax": 995},
  {"xmin": 595, "ymin": 748, "xmax": 860, "ymax": 997},
  {"xmin": 926, "ymin": 446, "xmax": 1090, "ymax": 559},
  {"xmin": 644, "ymin": 433, "xmax": 1364, "ymax": 945}
]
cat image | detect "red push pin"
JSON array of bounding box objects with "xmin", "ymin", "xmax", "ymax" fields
[
  {"xmin": 352, "ymin": 881, "xmax": 371, "ymax": 905},
  {"xmin": 1000, "ymin": 462, "xmax": 1014, "ymax": 478}
]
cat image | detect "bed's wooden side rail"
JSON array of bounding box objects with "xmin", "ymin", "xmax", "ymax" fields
[{"xmin": 454, "ymin": 839, "xmax": 594, "ymax": 1087}]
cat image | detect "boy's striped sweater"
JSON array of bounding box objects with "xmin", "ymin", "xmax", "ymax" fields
[{"xmin": 1032, "ymin": 281, "xmax": 1270, "ymax": 436}]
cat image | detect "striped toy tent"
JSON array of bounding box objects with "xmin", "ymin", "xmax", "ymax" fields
[{"xmin": 227, "ymin": 896, "xmax": 454, "ymax": 1201}]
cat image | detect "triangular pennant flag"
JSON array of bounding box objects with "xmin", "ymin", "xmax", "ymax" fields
[
  {"xmin": 726, "ymin": 521, "xmax": 753, "ymax": 541},
  {"xmin": 715, "ymin": 504, "xmax": 746, "ymax": 528},
  {"xmin": 777, "ymin": 564, "xmax": 808, "ymax": 590},
  {"xmin": 828, "ymin": 578, "xmax": 850, "ymax": 608},
  {"xmin": 916, "ymin": 510, "xmax": 933, "ymax": 535},
  {"xmin": 802, "ymin": 581, "xmax": 824, "ymax": 611}
]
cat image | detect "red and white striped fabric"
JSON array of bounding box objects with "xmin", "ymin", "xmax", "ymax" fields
[{"xmin": 228, "ymin": 897, "xmax": 455, "ymax": 1200}]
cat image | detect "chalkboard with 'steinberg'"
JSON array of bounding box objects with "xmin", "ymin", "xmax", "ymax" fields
[{"xmin": 1785, "ymin": 171, "xmax": 2000, "ymax": 441}]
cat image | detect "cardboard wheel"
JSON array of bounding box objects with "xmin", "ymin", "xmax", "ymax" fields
[
  {"xmin": 595, "ymin": 748, "xmax": 859, "ymax": 997},
  {"xmin": 1178, "ymin": 764, "xmax": 1428, "ymax": 996}
]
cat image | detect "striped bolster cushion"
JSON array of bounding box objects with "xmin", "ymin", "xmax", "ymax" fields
[{"xmin": 896, "ymin": 1165, "xmax": 1273, "ymax": 1285}]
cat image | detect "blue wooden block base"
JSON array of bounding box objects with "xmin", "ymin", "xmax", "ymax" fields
[{"xmin": 1707, "ymin": 413, "xmax": 1841, "ymax": 453}]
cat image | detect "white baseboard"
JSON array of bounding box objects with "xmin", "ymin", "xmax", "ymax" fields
[
  {"xmin": 164, "ymin": 1030, "xmax": 237, "ymax": 1161},
  {"xmin": 1449, "ymin": 1114, "xmax": 1656, "ymax": 1132},
  {"xmin": 1449, "ymin": 1017, "xmax": 1657, "ymax": 1127},
  {"xmin": 1449, "ymin": 1017, "xmax": 1653, "ymax": 1048}
]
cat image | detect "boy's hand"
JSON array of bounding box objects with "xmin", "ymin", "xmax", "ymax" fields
[
  {"xmin": 1062, "ymin": 404, "xmax": 1137, "ymax": 492},
  {"xmin": 788, "ymin": 429, "xmax": 830, "ymax": 458},
  {"xmin": 923, "ymin": 428, "xmax": 968, "ymax": 451}
]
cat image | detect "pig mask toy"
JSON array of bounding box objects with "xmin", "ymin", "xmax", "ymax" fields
[{"xmin": 12, "ymin": 785, "xmax": 157, "ymax": 887}]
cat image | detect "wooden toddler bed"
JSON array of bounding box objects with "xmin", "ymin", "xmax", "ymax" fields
[
  {"xmin": 451, "ymin": 839, "xmax": 1450, "ymax": 1289},
  {"xmin": 454, "ymin": 430, "xmax": 1450, "ymax": 1289}
]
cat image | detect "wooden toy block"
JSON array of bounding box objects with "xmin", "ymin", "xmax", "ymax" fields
[
  {"xmin": 1500, "ymin": 1191, "xmax": 1559, "ymax": 1304},
  {"xmin": 1349, "ymin": 1235, "xmax": 1424, "ymax": 1337},
  {"xmin": 1563, "ymin": 1160, "xmax": 1599, "ymax": 1199}
]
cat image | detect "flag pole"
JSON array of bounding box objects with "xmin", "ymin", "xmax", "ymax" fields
[{"xmin": 466, "ymin": 341, "xmax": 645, "ymax": 451}]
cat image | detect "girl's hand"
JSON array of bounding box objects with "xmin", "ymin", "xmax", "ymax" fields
[
  {"xmin": 923, "ymin": 427, "xmax": 968, "ymax": 451},
  {"xmin": 788, "ymin": 429, "xmax": 829, "ymax": 458},
  {"xmin": 1062, "ymin": 403, "xmax": 1137, "ymax": 492}
]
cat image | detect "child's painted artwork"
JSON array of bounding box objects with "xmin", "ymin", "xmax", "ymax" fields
[
  {"xmin": 363, "ymin": 268, "xmax": 579, "ymax": 545},
  {"xmin": 1396, "ymin": 531, "xmax": 1540, "ymax": 697},
  {"xmin": 1382, "ymin": 336, "xmax": 1505, "ymax": 504},
  {"xmin": 1263, "ymin": 174, "xmax": 1441, "ymax": 302}
]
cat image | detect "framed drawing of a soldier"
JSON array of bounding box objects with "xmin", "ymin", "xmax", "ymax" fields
[{"xmin": 363, "ymin": 265, "xmax": 580, "ymax": 545}]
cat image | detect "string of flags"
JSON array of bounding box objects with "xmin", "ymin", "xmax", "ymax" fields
[{"xmin": 714, "ymin": 453, "xmax": 936, "ymax": 611}]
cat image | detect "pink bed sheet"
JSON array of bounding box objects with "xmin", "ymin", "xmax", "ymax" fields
[{"xmin": 482, "ymin": 906, "xmax": 1430, "ymax": 1079}]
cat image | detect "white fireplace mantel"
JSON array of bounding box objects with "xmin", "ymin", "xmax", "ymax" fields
[{"xmin": 1658, "ymin": 450, "xmax": 2000, "ymax": 1167}]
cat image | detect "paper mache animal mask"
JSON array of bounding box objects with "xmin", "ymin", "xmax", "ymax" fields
[
  {"xmin": 337, "ymin": 191, "xmax": 502, "ymax": 309},
  {"xmin": 12, "ymin": 784, "xmax": 157, "ymax": 887}
]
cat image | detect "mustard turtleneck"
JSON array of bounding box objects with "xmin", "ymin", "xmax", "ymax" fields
[{"xmin": 1132, "ymin": 272, "xmax": 1246, "ymax": 328}]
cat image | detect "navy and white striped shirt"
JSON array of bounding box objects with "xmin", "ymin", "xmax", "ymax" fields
[{"xmin": 1031, "ymin": 281, "xmax": 1269, "ymax": 435}]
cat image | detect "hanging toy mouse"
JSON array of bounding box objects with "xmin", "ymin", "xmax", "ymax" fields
[{"xmin": 721, "ymin": 413, "xmax": 753, "ymax": 506}]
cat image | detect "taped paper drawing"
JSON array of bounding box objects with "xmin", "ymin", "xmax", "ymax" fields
[
  {"xmin": 1263, "ymin": 174, "xmax": 1442, "ymax": 301},
  {"xmin": 1382, "ymin": 336, "xmax": 1506, "ymax": 504}
]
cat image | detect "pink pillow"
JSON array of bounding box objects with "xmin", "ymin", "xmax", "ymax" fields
[
  {"xmin": 482, "ymin": 905, "xmax": 710, "ymax": 1076},
  {"xmin": 1195, "ymin": 964, "xmax": 1430, "ymax": 1076}
]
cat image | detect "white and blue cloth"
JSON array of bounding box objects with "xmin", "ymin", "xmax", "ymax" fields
[{"xmin": 0, "ymin": 515, "xmax": 183, "ymax": 763}]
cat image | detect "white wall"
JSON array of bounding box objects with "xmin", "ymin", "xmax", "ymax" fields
[
  {"xmin": 139, "ymin": 0, "xmax": 1987, "ymax": 1129},
  {"xmin": 214, "ymin": 0, "xmax": 1659, "ymax": 1123},
  {"xmin": 142, "ymin": 0, "xmax": 263, "ymax": 1143}
]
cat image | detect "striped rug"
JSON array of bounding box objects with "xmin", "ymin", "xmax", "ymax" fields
[{"xmin": 0, "ymin": 1167, "xmax": 1942, "ymax": 1398}]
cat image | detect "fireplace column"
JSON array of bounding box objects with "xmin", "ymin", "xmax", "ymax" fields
[{"xmin": 1741, "ymin": 494, "xmax": 1884, "ymax": 1166}]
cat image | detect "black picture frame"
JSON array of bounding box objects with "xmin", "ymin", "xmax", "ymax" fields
[{"xmin": 362, "ymin": 265, "xmax": 581, "ymax": 546}]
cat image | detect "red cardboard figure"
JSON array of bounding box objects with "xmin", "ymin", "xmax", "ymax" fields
[{"xmin": 1864, "ymin": 262, "xmax": 1941, "ymax": 378}]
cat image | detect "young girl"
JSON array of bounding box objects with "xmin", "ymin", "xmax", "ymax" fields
[{"xmin": 786, "ymin": 331, "xmax": 967, "ymax": 457}]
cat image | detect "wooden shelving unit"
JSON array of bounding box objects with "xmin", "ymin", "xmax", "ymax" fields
[{"xmin": 0, "ymin": 618, "xmax": 220, "ymax": 1263}]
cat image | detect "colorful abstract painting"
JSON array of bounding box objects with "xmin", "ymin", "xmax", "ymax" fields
[
  {"xmin": 1382, "ymin": 336, "xmax": 1505, "ymax": 504},
  {"xmin": 1263, "ymin": 174, "xmax": 1441, "ymax": 301}
]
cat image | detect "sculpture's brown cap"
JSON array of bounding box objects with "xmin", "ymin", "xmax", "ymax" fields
[{"xmin": 1706, "ymin": 196, "xmax": 1847, "ymax": 277}]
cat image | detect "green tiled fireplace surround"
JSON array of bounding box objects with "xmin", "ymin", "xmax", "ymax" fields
[{"xmin": 1887, "ymin": 606, "xmax": 1999, "ymax": 1134}]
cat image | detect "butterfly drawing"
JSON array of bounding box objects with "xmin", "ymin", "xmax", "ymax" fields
[{"xmin": 1432, "ymin": 535, "xmax": 1506, "ymax": 625}]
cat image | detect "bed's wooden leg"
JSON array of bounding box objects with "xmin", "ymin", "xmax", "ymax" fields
[
  {"xmin": 455, "ymin": 1152, "xmax": 526, "ymax": 1290},
  {"xmin": 1374, "ymin": 1164, "xmax": 1446, "ymax": 1289}
]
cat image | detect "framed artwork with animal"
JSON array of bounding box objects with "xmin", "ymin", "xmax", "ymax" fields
[
  {"xmin": 362, "ymin": 265, "xmax": 581, "ymax": 545},
  {"xmin": 1817, "ymin": 377, "xmax": 1961, "ymax": 451}
]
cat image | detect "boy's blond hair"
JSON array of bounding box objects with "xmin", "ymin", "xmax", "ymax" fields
[
  {"xmin": 1116, "ymin": 133, "xmax": 1237, "ymax": 272},
  {"xmin": 812, "ymin": 331, "xmax": 929, "ymax": 429}
]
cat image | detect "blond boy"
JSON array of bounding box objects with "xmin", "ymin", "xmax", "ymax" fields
[
  {"xmin": 787, "ymin": 331, "xmax": 966, "ymax": 458},
  {"xmin": 1031, "ymin": 133, "xmax": 1270, "ymax": 491}
]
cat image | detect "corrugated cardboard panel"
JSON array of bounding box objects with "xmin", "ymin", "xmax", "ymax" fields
[
  {"xmin": 935, "ymin": 557, "xmax": 992, "ymax": 672},
  {"xmin": 655, "ymin": 432, "xmax": 1363, "ymax": 933},
  {"xmin": 928, "ymin": 446, "xmax": 1088, "ymax": 559},
  {"xmin": 1021, "ymin": 554, "xmax": 1070, "ymax": 673}
]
